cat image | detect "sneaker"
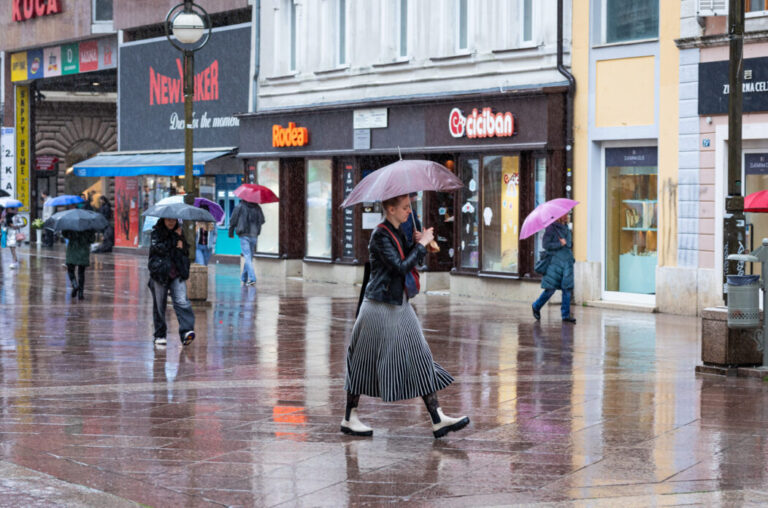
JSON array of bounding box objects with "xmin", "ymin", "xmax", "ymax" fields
[
  {"xmin": 532, "ymin": 304, "xmax": 540, "ymax": 321},
  {"xmin": 563, "ymin": 316, "xmax": 577, "ymax": 323},
  {"xmin": 181, "ymin": 331, "xmax": 196, "ymax": 346},
  {"xmin": 246, "ymin": 280, "xmax": 257, "ymax": 286},
  {"xmin": 9, "ymin": 263, "xmax": 17, "ymax": 270},
  {"xmin": 153, "ymin": 337, "xmax": 167, "ymax": 345}
]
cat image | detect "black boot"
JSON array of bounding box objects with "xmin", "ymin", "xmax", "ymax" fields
[
  {"xmin": 69, "ymin": 276, "xmax": 78, "ymax": 297},
  {"xmin": 78, "ymin": 288, "xmax": 84, "ymax": 300}
]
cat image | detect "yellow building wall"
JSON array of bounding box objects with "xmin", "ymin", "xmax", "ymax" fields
[
  {"xmin": 572, "ymin": 0, "xmax": 590, "ymax": 263},
  {"xmin": 595, "ymin": 57, "xmax": 656, "ymax": 127},
  {"xmin": 657, "ymin": 0, "xmax": 680, "ymax": 268}
]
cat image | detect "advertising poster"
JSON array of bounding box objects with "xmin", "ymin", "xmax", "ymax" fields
[
  {"xmin": 61, "ymin": 43, "xmax": 79, "ymax": 75},
  {"xmin": 114, "ymin": 177, "xmax": 140, "ymax": 247},
  {"xmin": 26, "ymin": 49, "xmax": 44, "ymax": 80},
  {"xmin": 500, "ymin": 156, "xmax": 519, "ymax": 272},
  {"xmin": 1, "ymin": 128, "xmax": 15, "ymax": 197},
  {"xmin": 43, "ymin": 46, "xmax": 61, "ymax": 77},
  {"xmin": 78, "ymin": 40, "xmax": 99, "ymax": 72},
  {"xmin": 15, "ymin": 86, "xmax": 30, "ymax": 211},
  {"xmin": 10, "ymin": 52, "xmax": 27, "ymax": 82}
]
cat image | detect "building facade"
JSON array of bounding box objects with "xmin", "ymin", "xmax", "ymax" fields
[{"xmin": 239, "ymin": 0, "xmax": 574, "ymax": 299}]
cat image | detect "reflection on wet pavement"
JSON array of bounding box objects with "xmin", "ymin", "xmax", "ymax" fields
[{"xmin": 1, "ymin": 247, "xmax": 767, "ymax": 506}]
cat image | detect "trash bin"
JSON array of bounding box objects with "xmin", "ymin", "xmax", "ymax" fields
[{"xmin": 727, "ymin": 274, "xmax": 761, "ymax": 328}]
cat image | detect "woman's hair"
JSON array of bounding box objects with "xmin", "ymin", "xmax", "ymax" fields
[{"xmin": 382, "ymin": 195, "xmax": 407, "ymax": 212}]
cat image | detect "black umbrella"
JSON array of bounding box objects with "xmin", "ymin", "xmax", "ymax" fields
[
  {"xmin": 142, "ymin": 202, "xmax": 216, "ymax": 222},
  {"xmin": 44, "ymin": 209, "xmax": 109, "ymax": 232},
  {"xmin": 0, "ymin": 189, "xmax": 9, "ymax": 197}
]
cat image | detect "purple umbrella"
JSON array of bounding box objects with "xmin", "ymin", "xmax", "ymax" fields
[
  {"xmin": 156, "ymin": 195, "xmax": 224, "ymax": 222},
  {"xmin": 519, "ymin": 198, "xmax": 579, "ymax": 240},
  {"xmin": 341, "ymin": 160, "xmax": 463, "ymax": 208}
]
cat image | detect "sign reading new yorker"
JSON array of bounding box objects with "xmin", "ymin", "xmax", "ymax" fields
[
  {"xmin": 699, "ymin": 57, "xmax": 768, "ymax": 115},
  {"xmin": 119, "ymin": 24, "xmax": 250, "ymax": 150}
]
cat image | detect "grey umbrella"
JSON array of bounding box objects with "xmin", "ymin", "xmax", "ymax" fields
[
  {"xmin": 44, "ymin": 209, "xmax": 109, "ymax": 232},
  {"xmin": 142, "ymin": 202, "xmax": 216, "ymax": 222}
]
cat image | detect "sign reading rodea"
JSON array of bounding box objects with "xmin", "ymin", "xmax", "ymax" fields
[
  {"xmin": 272, "ymin": 122, "xmax": 309, "ymax": 147},
  {"xmin": 13, "ymin": 0, "xmax": 62, "ymax": 22}
]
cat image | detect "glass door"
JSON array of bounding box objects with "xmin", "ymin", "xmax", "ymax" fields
[
  {"xmin": 214, "ymin": 174, "xmax": 242, "ymax": 256},
  {"xmin": 604, "ymin": 147, "xmax": 658, "ymax": 298}
]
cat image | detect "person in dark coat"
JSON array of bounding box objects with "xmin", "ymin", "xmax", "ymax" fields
[
  {"xmin": 228, "ymin": 201, "xmax": 265, "ymax": 286},
  {"xmin": 93, "ymin": 196, "xmax": 114, "ymax": 253},
  {"xmin": 342, "ymin": 194, "xmax": 469, "ymax": 439},
  {"xmin": 63, "ymin": 229, "xmax": 96, "ymax": 300},
  {"xmin": 147, "ymin": 218, "xmax": 195, "ymax": 347},
  {"xmin": 532, "ymin": 215, "xmax": 576, "ymax": 323}
]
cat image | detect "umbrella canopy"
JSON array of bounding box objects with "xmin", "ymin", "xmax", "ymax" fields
[
  {"xmin": 340, "ymin": 160, "xmax": 463, "ymax": 208},
  {"xmin": 43, "ymin": 209, "xmax": 108, "ymax": 232},
  {"xmin": 234, "ymin": 184, "xmax": 279, "ymax": 204},
  {"xmin": 142, "ymin": 202, "xmax": 216, "ymax": 222},
  {"xmin": 0, "ymin": 197, "xmax": 23, "ymax": 208},
  {"xmin": 519, "ymin": 198, "xmax": 579, "ymax": 240},
  {"xmin": 155, "ymin": 195, "xmax": 225, "ymax": 222},
  {"xmin": 0, "ymin": 190, "xmax": 9, "ymax": 197},
  {"xmin": 46, "ymin": 195, "xmax": 85, "ymax": 207},
  {"xmin": 745, "ymin": 190, "xmax": 768, "ymax": 213}
]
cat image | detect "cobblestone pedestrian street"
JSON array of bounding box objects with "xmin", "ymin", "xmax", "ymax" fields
[{"xmin": 1, "ymin": 247, "xmax": 768, "ymax": 506}]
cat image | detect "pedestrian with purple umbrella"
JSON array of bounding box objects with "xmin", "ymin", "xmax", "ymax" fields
[{"xmin": 532, "ymin": 214, "xmax": 576, "ymax": 323}]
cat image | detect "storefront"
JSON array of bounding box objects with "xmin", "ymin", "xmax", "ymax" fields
[
  {"xmin": 73, "ymin": 23, "xmax": 250, "ymax": 252},
  {"xmin": 237, "ymin": 89, "xmax": 567, "ymax": 294}
]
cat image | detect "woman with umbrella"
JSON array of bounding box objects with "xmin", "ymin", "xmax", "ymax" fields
[
  {"xmin": 1, "ymin": 200, "xmax": 25, "ymax": 269},
  {"xmin": 340, "ymin": 161, "xmax": 469, "ymax": 439}
]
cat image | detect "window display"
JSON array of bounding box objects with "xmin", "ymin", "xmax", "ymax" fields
[
  {"xmin": 605, "ymin": 147, "xmax": 657, "ymax": 294},
  {"xmin": 482, "ymin": 155, "xmax": 519, "ymax": 273},
  {"xmin": 306, "ymin": 159, "xmax": 333, "ymax": 258},
  {"xmin": 256, "ymin": 160, "xmax": 280, "ymax": 254},
  {"xmin": 533, "ymin": 158, "xmax": 547, "ymax": 269},
  {"xmin": 459, "ymin": 158, "xmax": 480, "ymax": 268}
]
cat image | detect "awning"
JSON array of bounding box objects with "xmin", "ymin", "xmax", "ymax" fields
[{"xmin": 73, "ymin": 148, "xmax": 236, "ymax": 177}]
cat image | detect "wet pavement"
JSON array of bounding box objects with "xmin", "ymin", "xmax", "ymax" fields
[{"xmin": 2, "ymin": 246, "xmax": 768, "ymax": 506}]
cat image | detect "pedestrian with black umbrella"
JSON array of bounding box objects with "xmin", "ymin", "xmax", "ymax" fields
[{"xmin": 44, "ymin": 208, "xmax": 108, "ymax": 301}]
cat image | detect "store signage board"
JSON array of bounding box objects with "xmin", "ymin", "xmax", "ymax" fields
[
  {"xmin": 745, "ymin": 153, "xmax": 768, "ymax": 174},
  {"xmin": 11, "ymin": 37, "xmax": 116, "ymax": 82},
  {"xmin": 35, "ymin": 155, "xmax": 58, "ymax": 171},
  {"xmin": 272, "ymin": 122, "xmax": 309, "ymax": 147},
  {"xmin": 353, "ymin": 108, "xmax": 387, "ymax": 129},
  {"xmin": 27, "ymin": 49, "xmax": 44, "ymax": 79},
  {"xmin": 119, "ymin": 25, "xmax": 250, "ymax": 150},
  {"xmin": 11, "ymin": 52, "xmax": 27, "ymax": 82},
  {"xmin": 699, "ymin": 57, "xmax": 768, "ymax": 115},
  {"xmin": 79, "ymin": 40, "xmax": 99, "ymax": 72},
  {"xmin": 353, "ymin": 128, "xmax": 370, "ymax": 150},
  {"xmin": 449, "ymin": 107, "xmax": 516, "ymax": 139},
  {"xmin": 61, "ymin": 43, "xmax": 79, "ymax": 74},
  {"xmin": 342, "ymin": 165, "xmax": 356, "ymax": 259},
  {"xmin": 605, "ymin": 147, "xmax": 658, "ymax": 167},
  {"xmin": 12, "ymin": 0, "xmax": 62, "ymax": 22},
  {"xmin": 44, "ymin": 46, "xmax": 61, "ymax": 77},
  {"xmin": 1, "ymin": 128, "xmax": 15, "ymax": 197},
  {"xmin": 15, "ymin": 86, "xmax": 31, "ymax": 212}
]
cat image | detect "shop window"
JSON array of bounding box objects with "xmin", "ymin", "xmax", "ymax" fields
[
  {"xmin": 398, "ymin": 0, "xmax": 408, "ymax": 58},
  {"xmin": 481, "ymin": 156, "xmax": 519, "ymax": 274},
  {"xmin": 533, "ymin": 158, "xmax": 547, "ymax": 269},
  {"xmin": 456, "ymin": 0, "xmax": 468, "ymax": 51},
  {"xmin": 749, "ymin": 0, "xmax": 767, "ymax": 11},
  {"xmin": 257, "ymin": 160, "xmax": 280, "ymax": 254},
  {"xmin": 338, "ymin": 0, "xmax": 347, "ymax": 65},
  {"xmin": 306, "ymin": 159, "xmax": 333, "ymax": 259},
  {"xmin": 93, "ymin": 0, "xmax": 113, "ymax": 23},
  {"xmin": 459, "ymin": 158, "xmax": 480, "ymax": 269},
  {"xmin": 602, "ymin": 0, "xmax": 658, "ymax": 44},
  {"xmin": 744, "ymin": 153, "xmax": 768, "ymax": 274},
  {"xmin": 604, "ymin": 147, "xmax": 657, "ymax": 295}
]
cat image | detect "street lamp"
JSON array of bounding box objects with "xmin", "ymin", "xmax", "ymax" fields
[{"xmin": 165, "ymin": 1, "xmax": 211, "ymax": 259}]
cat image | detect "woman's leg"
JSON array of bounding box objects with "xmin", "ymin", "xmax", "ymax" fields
[
  {"xmin": 77, "ymin": 266, "xmax": 86, "ymax": 299},
  {"xmin": 148, "ymin": 279, "xmax": 170, "ymax": 339},
  {"xmin": 170, "ymin": 278, "xmax": 195, "ymax": 344},
  {"xmin": 533, "ymin": 288, "xmax": 556, "ymax": 313},
  {"xmin": 422, "ymin": 391, "xmax": 470, "ymax": 438},
  {"xmin": 9, "ymin": 246, "xmax": 17, "ymax": 263},
  {"xmin": 340, "ymin": 391, "xmax": 372, "ymax": 436},
  {"xmin": 66, "ymin": 264, "xmax": 78, "ymax": 296}
]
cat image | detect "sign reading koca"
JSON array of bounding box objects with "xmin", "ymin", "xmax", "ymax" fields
[
  {"xmin": 699, "ymin": 57, "xmax": 768, "ymax": 115},
  {"xmin": 119, "ymin": 24, "xmax": 250, "ymax": 150}
]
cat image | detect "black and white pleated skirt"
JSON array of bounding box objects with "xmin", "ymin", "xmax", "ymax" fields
[{"xmin": 344, "ymin": 297, "xmax": 454, "ymax": 402}]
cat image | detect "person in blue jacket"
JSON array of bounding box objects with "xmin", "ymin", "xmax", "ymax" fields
[{"xmin": 532, "ymin": 214, "xmax": 576, "ymax": 324}]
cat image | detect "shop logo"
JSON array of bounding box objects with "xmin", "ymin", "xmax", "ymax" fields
[
  {"xmin": 12, "ymin": 0, "xmax": 63, "ymax": 22},
  {"xmin": 272, "ymin": 122, "xmax": 309, "ymax": 148},
  {"xmin": 150, "ymin": 59, "xmax": 219, "ymax": 105},
  {"xmin": 449, "ymin": 107, "xmax": 516, "ymax": 139}
]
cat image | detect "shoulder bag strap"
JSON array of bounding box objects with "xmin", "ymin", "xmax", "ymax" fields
[{"xmin": 377, "ymin": 223, "xmax": 405, "ymax": 260}]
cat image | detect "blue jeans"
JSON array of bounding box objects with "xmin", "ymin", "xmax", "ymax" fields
[
  {"xmin": 195, "ymin": 245, "xmax": 212, "ymax": 265},
  {"xmin": 240, "ymin": 236, "xmax": 258, "ymax": 283},
  {"xmin": 148, "ymin": 278, "xmax": 195, "ymax": 339},
  {"xmin": 533, "ymin": 288, "xmax": 572, "ymax": 319}
]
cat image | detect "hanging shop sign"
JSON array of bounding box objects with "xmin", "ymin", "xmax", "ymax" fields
[
  {"xmin": 35, "ymin": 155, "xmax": 58, "ymax": 171},
  {"xmin": 12, "ymin": 0, "xmax": 63, "ymax": 22},
  {"xmin": 16, "ymin": 86, "xmax": 31, "ymax": 212},
  {"xmin": 699, "ymin": 57, "xmax": 768, "ymax": 115},
  {"xmin": 119, "ymin": 24, "xmax": 250, "ymax": 150},
  {"xmin": 1, "ymin": 128, "xmax": 15, "ymax": 197},
  {"xmin": 449, "ymin": 107, "xmax": 516, "ymax": 139},
  {"xmin": 10, "ymin": 37, "xmax": 116, "ymax": 82}
]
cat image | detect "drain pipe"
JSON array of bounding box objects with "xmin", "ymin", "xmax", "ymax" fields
[
  {"xmin": 249, "ymin": 0, "xmax": 260, "ymax": 113},
  {"xmin": 557, "ymin": 0, "xmax": 575, "ymax": 202}
]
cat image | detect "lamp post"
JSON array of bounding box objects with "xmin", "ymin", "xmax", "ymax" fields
[{"xmin": 165, "ymin": 0, "xmax": 211, "ymax": 260}]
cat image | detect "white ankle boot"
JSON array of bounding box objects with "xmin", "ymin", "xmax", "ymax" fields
[
  {"xmin": 432, "ymin": 408, "xmax": 470, "ymax": 438},
  {"xmin": 340, "ymin": 408, "xmax": 373, "ymax": 436}
]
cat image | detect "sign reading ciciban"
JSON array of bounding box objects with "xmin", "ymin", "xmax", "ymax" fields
[
  {"xmin": 12, "ymin": 0, "xmax": 63, "ymax": 22},
  {"xmin": 449, "ymin": 107, "xmax": 516, "ymax": 139}
]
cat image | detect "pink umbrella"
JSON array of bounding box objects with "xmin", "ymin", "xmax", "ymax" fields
[
  {"xmin": 234, "ymin": 184, "xmax": 279, "ymax": 204},
  {"xmin": 519, "ymin": 198, "xmax": 579, "ymax": 240},
  {"xmin": 341, "ymin": 160, "xmax": 463, "ymax": 208}
]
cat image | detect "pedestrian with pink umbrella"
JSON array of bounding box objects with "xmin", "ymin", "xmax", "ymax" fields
[
  {"xmin": 521, "ymin": 198, "xmax": 578, "ymax": 324},
  {"xmin": 229, "ymin": 184, "xmax": 277, "ymax": 286}
]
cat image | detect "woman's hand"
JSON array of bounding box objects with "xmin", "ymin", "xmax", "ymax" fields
[
  {"xmin": 559, "ymin": 238, "xmax": 566, "ymax": 246},
  {"xmin": 414, "ymin": 230, "xmax": 423, "ymax": 242},
  {"xmin": 418, "ymin": 227, "xmax": 435, "ymax": 247},
  {"xmin": 177, "ymin": 240, "xmax": 183, "ymax": 249}
]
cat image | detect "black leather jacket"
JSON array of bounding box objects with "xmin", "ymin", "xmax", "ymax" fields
[
  {"xmin": 148, "ymin": 223, "xmax": 191, "ymax": 283},
  {"xmin": 364, "ymin": 220, "xmax": 426, "ymax": 306}
]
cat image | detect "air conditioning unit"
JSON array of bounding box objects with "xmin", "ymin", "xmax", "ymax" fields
[{"xmin": 697, "ymin": 0, "xmax": 728, "ymax": 16}]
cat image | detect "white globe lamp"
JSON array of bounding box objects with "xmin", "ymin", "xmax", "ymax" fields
[{"xmin": 172, "ymin": 11, "xmax": 205, "ymax": 44}]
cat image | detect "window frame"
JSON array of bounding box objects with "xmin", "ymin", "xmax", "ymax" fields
[
  {"xmin": 338, "ymin": 0, "xmax": 348, "ymax": 66},
  {"xmin": 520, "ymin": 0, "xmax": 534, "ymax": 45},
  {"xmin": 289, "ymin": 0, "xmax": 297, "ymax": 72},
  {"xmin": 92, "ymin": 0, "xmax": 113, "ymax": 23},
  {"xmin": 397, "ymin": 0, "xmax": 408, "ymax": 59},
  {"xmin": 456, "ymin": 0, "xmax": 468, "ymax": 52},
  {"xmin": 598, "ymin": 0, "xmax": 659, "ymax": 46}
]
